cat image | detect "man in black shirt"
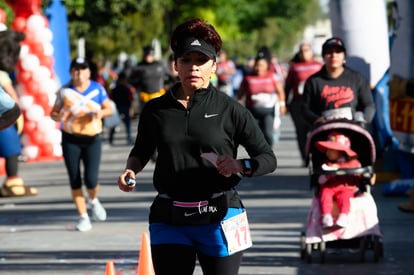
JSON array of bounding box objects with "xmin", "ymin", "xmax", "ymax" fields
[{"xmin": 128, "ymin": 45, "xmax": 169, "ymax": 114}]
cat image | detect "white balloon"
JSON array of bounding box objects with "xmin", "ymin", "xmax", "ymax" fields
[
  {"xmin": 33, "ymin": 27, "xmax": 53, "ymax": 43},
  {"xmin": 45, "ymin": 129, "xmax": 62, "ymax": 144},
  {"xmin": 25, "ymin": 104, "xmax": 45, "ymax": 122},
  {"xmin": 19, "ymin": 44, "xmax": 30, "ymax": 59},
  {"xmin": 22, "ymin": 145, "xmax": 39, "ymax": 160},
  {"xmin": 39, "ymin": 78, "xmax": 59, "ymax": 96},
  {"xmin": 26, "ymin": 15, "xmax": 46, "ymax": 31},
  {"xmin": 19, "ymin": 95, "xmax": 34, "ymax": 110},
  {"xmin": 41, "ymin": 78, "xmax": 61, "ymax": 95},
  {"xmin": 32, "ymin": 66, "xmax": 52, "ymax": 83},
  {"xmin": 21, "ymin": 54, "xmax": 40, "ymax": 72},
  {"xmin": 53, "ymin": 143, "xmax": 63, "ymax": 157},
  {"xmin": 37, "ymin": 117, "xmax": 56, "ymax": 132},
  {"xmin": 48, "ymin": 93, "xmax": 57, "ymax": 107},
  {"xmin": 43, "ymin": 43, "xmax": 54, "ymax": 56}
]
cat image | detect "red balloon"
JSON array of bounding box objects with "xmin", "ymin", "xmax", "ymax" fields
[
  {"xmin": 25, "ymin": 80, "xmax": 40, "ymax": 95},
  {"xmin": 6, "ymin": 0, "xmax": 42, "ymax": 19},
  {"xmin": 34, "ymin": 92, "xmax": 49, "ymax": 108},
  {"xmin": 0, "ymin": 9, "xmax": 6, "ymax": 23},
  {"xmin": 40, "ymin": 55, "xmax": 54, "ymax": 68},
  {"xmin": 28, "ymin": 41, "xmax": 44, "ymax": 57},
  {"xmin": 43, "ymin": 105, "xmax": 52, "ymax": 116},
  {"xmin": 23, "ymin": 30, "xmax": 35, "ymax": 44},
  {"xmin": 29, "ymin": 130, "xmax": 43, "ymax": 145},
  {"xmin": 22, "ymin": 119, "xmax": 37, "ymax": 133},
  {"xmin": 39, "ymin": 142, "xmax": 53, "ymax": 157},
  {"xmin": 16, "ymin": 70, "xmax": 32, "ymax": 84},
  {"xmin": 12, "ymin": 17, "xmax": 27, "ymax": 32}
]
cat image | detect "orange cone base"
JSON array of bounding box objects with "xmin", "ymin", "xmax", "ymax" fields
[{"xmin": 137, "ymin": 232, "xmax": 155, "ymax": 275}]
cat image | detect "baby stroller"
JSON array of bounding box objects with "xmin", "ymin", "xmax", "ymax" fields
[{"xmin": 300, "ymin": 118, "xmax": 384, "ymax": 263}]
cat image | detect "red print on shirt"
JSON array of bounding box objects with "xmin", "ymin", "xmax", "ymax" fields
[{"xmin": 321, "ymin": 85, "xmax": 354, "ymax": 108}]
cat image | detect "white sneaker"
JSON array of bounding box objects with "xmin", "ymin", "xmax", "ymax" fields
[
  {"xmin": 336, "ymin": 213, "xmax": 348, "ymax": 228},
  {"xmin": 76, "ymin": 216, "xmax": 92, "ymax": 232},
  {"xmin": 322, "ymin": 214, "xmax": 334, "ymax": 228},
  {"xmin": 91, "ymin": 199, "xmax": 107, "ymax": 221}
]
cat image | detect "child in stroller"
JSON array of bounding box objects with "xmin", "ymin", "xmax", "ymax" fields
[
  {"xmin": 300, "ymin": 119, "xmax": 383, "ymax": 263},
  {"xmin": 315, "ymin": 131, "xmax": 362, "ymax": 228}
]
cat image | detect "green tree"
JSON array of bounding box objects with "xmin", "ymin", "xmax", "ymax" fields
[{"xmin": 39, "ymin": 0, "xmax": 321, "ymax": 61}]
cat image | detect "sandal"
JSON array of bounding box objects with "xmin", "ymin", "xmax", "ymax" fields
[{"xmin": 0, "ymin": 177, "xmax": 37, "ymax": 197}]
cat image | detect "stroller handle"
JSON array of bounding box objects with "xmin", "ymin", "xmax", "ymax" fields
[{"xmin": 315, "ymin": 166, "xmax": 373, "ymax": 178}]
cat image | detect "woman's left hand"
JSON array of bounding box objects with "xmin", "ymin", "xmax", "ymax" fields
[
  {"xmin": 280, "ymin": 105, "xmax": 287, "ymax": 115},
  {"xmin": 216, "ymin": 155, "xmax": 243, "ymax": 177}
]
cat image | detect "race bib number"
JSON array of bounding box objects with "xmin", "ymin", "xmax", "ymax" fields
[{"xmin": 221, "ymin": 211, "xmax": 252, "ymax": 254}]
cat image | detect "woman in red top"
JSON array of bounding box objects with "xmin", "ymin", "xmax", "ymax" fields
[
  {"xmin": 285, "ymin": 43, "xmax": 322, "ymax": 163},
  {"xmin": 237, "ymin": 53, "xmax": 286, "ymax": 145}
]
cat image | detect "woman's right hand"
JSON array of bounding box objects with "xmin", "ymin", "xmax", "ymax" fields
[
  {"xmin": 50, "ymin": 111, "xmax": 63, "ymax": 121},
  {"xmin": 118, "ymin": 169, "xmax": 136, "ymax": 192}
]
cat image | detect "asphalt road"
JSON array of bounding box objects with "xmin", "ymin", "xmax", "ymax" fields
[{"xmin": 0, "ymin": 114, "xmax": 412, "ymax": 275}]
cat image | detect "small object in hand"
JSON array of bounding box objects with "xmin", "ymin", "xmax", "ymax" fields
[{"xmin": 126, "ymin": 177, "xmax": 136, "ymax": 186}]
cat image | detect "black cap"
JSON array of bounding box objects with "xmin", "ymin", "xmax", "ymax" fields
[
  {"xmin": 174, "ymin": 37, "xmax": 216, "ymax": 60},
  {"xmin": 143, "ymin": 46, "xmax": 155, "ymax": 56},
  {"xmin": 322, "ymin": 37, "xmax": 346, "ymax": 55},
  {"xmin": 70, "ymin": 57, "xmax": 89, "ymax": 70}
]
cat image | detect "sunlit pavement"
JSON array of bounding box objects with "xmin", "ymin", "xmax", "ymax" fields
[{"xmin": 0, "ymin": 114, "xmax": 413, "ymax": 275}]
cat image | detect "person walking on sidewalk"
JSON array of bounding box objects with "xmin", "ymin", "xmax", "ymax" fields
[
  {"xmin": 0, "ymin": 29, "xmax": 37, "ymax": 197},
  {"xmin": 302, "ymin": 37, "xmax": 375, "ymax": 127},
  {"xmin": 108, "ymin": 72, "xmax": 135, "ymax": 145},
  {"xmin": 285, "ymin": 42, "xmax": 322, "ymax": 164},
  {"xmin": 51, "ymin": 57, "xmax": 113, "ymax": 232},
  {"xmin": 237, "ymin": 52, "xmax": 286, "ymax": 146},
  {"xmin": 117, "ymin": 18, "xmax": 277, "ymax": 275},
  {"xmin": 128, "ymin": 45, "xmax": 169, "ymax": 114}
]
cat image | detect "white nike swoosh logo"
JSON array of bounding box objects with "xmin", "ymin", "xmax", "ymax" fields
[
  {"xmin": 184, "ymin": 212, "xmax": 198, "ymax": 217},
  {"xmin": 204, "ymin": 113, "xmax": 219, "ymax": 118}
]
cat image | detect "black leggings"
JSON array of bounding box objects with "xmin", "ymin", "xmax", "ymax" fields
[
  {"xmin": 151, "ymin": 244, "xmax": 242, "ymax": 275},
  {"xmin": 5, "ymin": 155, "xmax": 18, "ymax": 177},
  {"xmin": 61, "ymin": 133, "xmax": 102, "ymax": 189},
  {"xmin": 247, "ymin": 106, "xmax": 275, "ymax": 146}
]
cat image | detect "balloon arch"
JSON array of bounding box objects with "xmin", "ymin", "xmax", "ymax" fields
[{"xmin": 4, "ymin": 0, "xmax": 63, "ymax": 161}]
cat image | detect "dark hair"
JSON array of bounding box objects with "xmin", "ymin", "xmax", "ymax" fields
[
  {"xmin": 256, "ymin": 46, "xmax": 272, "ymax": 63},
  {"xmin": 170, "ymin": 18, "xmax": 222, "ymax": 59},
  {"xmin": 0, "ymin": 30, "xmax": 25, "ymax": 73}
]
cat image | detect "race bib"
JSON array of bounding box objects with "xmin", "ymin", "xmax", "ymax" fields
[
  {"xmin": 322, "ymin": 106, "xmax": 353, "ymax": 120},
  {"xmin": 221, "ymin": 211, "xmax": 252, "ymax": 254},
  {"xmin": 250, "ymin": 93, "xmax": 276, "ymax": 108}
]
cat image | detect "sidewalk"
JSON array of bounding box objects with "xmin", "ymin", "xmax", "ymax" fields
[{"xmin": 0, "ymin": 115, "xmax": 413, "ymax": 275}]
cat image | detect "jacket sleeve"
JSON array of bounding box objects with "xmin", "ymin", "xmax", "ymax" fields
[
  {"xmin": 301, "ymin": 78, "xmax": 320, "ymax": 125},
  {"xmin": 356, "ymin": 74, "xmax": 376, "ymax": 123},
  {"xmin": 234, "ymin": 104, "xmax": 277, "ymax": 176}
]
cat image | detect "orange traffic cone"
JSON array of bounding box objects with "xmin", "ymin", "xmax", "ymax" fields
[
  {"xmin": 137, "ymin": 231, "xmax": 155, "ymax": 275},
  {"xmin": 105, "ymin": 260, "xmax": 116, "ymax": 275}
]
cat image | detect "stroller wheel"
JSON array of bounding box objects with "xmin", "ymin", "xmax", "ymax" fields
[
  {"xmin": 319, "ymin": 241, "xmax": 326, "ymax": 263},
  {"xmin": 359, "ymin": 236, "xmax": 367, "ymax": 262},
  {"xmin": 300, "ymin": 232, "xmax": 306, "ymax": 259},
  {"xmin": 305, "ymin": 243, "xmax": 312, "ymax": 263}
]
